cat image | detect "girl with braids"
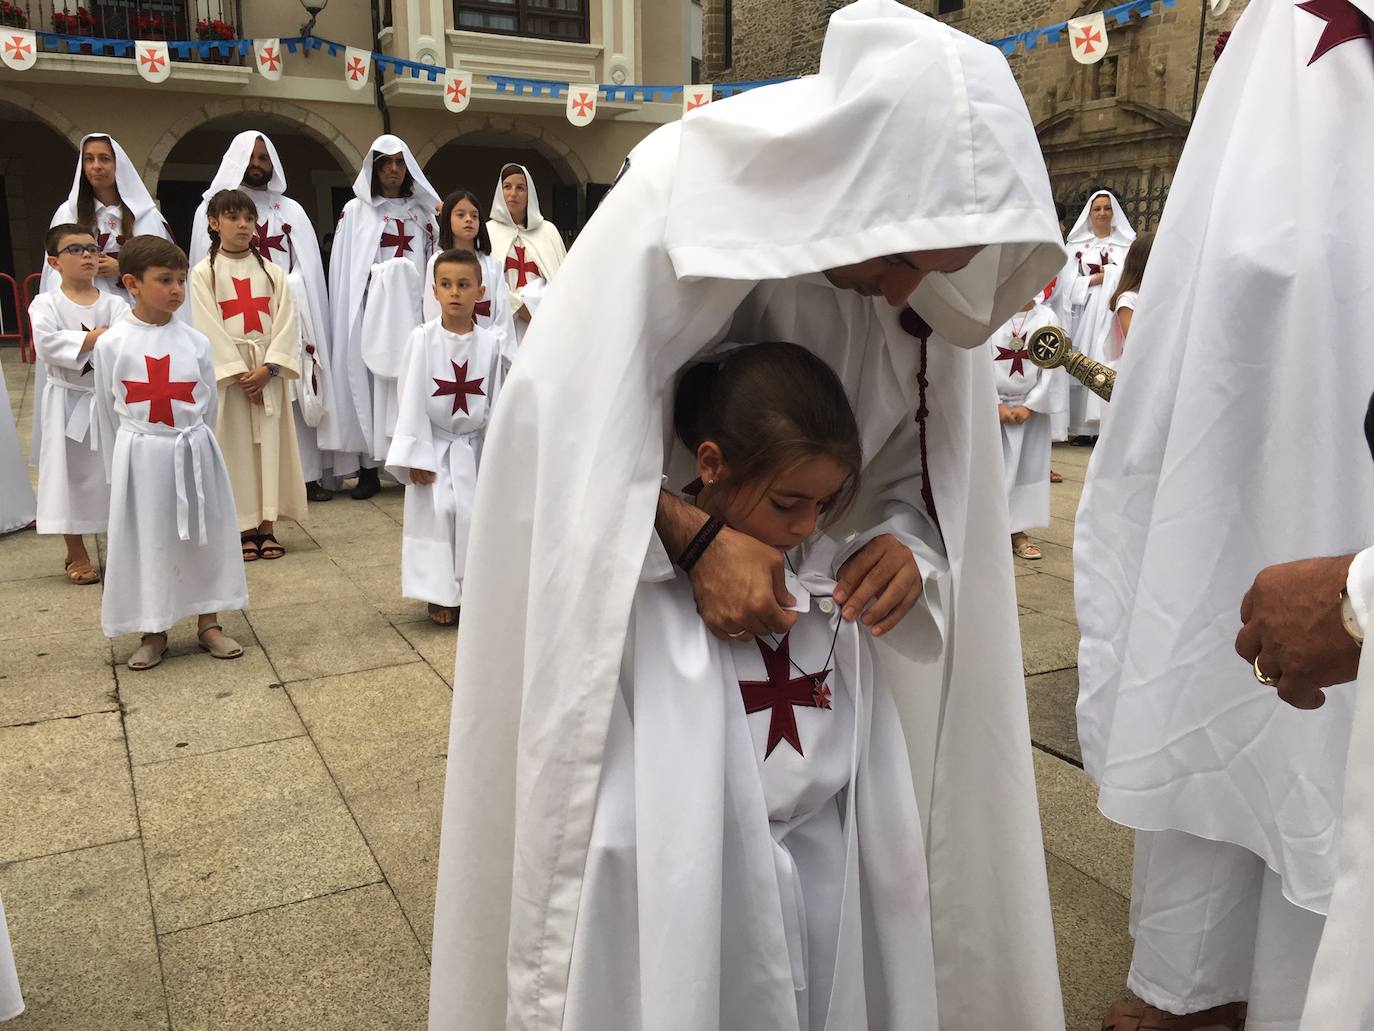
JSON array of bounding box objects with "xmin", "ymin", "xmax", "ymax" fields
[
  {"xmin": 557, "ymin": 341, "xmax": 940, "ymax": 1029},
  {"xmin": 190, "ymin": 189, "xmax": 306, "ymax": 562},
  {"xmin": 424, "ymin": 189, "xmax": 518, "ymax": 364}
]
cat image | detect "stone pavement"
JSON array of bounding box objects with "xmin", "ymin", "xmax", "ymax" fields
[{"xmin": 0, "ymin": 347, "xmax": 1131, "ymax": 1030}]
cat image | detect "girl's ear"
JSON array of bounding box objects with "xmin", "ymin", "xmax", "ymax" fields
[{"xmin": 696, "ymin": 440, "xmax": 726, "ymax": 487}]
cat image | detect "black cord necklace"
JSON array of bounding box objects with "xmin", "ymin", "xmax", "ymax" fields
[{"xmin": 767, "ymin": 552, "xmax": 843, "ymax": 691}]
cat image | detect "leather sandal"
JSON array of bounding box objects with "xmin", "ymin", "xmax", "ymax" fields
[
  {"xmin": 257, "ymin": 534, "xmax": 285, "ymax": 560},
  {"xmin": 241, "ymin": 533, "xmax": 261, "ymax": 562},
  {"xmin": 197, "ymin": 624, "xmax": 244, "ymax": 660},
  {"xmin": 1050, "ymin": 469, "xmax": 1064, "ymax": 483},
  {"xmin": 64, "ymin": 558, "xmax": 101, "ymax": 584},
  {"xmin": 1103, "ymin": 1000, "xmax": 1246, "ymax": 1031},
  {"xmin": 128, "ymin": 632, "xmax": 168, "ymax": 671},
  {"xmin": 428, "ymin": 603, "xmax": 460, "ymax": 627}
]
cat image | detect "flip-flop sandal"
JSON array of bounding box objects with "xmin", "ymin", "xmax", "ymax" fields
[
  {"xmin": 1103, "ymin": 1000, "xmax": 1246, "ymax": 1031},
  {"xmin": 64, "ymin": 558, "xmax": 101, "ymax": 585},
  {"xmin": 1012, "ymin": 540, "xmax": 1043, "ymax": 560},
  {"xmin": 128, "ymin": 632, "xmax": 168, "ymax": 671},
  {"xmin": 428, "ymin": 604, "xmax": 460, "ymax": 627},
  {"xmin": 257, "ymin": 533, "xmax": 285, "ymax": 560},
  {"xmin": 241, "ymin": 533, "xmax": 262, "ymax": 562},
  {"xmin": 197, "ymin": 624, "xmax": 244, "ymax": 660}
]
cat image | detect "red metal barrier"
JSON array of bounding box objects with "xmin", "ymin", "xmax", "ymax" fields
[
  {"xmin": 0, "ymin": 273, "xmax": 27, "ymax": 363},
  {"xmin": 20, "ymin": 272, "xmax": 41, "ymax": 364}
]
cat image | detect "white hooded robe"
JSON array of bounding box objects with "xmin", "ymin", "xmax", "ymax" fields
[
  {"xmin": 0, "ymin": 894, "xmax": 21, "ymax": 1022},
  {"xmin": 486, "ymin": 163, "xmax": 566, "ymax": 341},
  {"xmin": 426, "ymin": 3, "xmax": 1069, "ymax": 1029}
]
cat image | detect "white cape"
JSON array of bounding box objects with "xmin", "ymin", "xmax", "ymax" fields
[
  {"xmin": 1075, "ymin": 0, "xmax": 1374, "ymax": 913},
  {"xmin": 487, "ymin": 162, "xmax": 567, "ymax": 317},
  {"xmin": 990, "ymin": 301, "xmax": 1058, "ymax": 533},
  {"xmin": 427, "ymin": 3, "xmax": 1068, "ymax": 1028}
]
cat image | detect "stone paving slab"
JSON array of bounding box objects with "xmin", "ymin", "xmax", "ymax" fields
[
  {"xmin": 0, "ymin": 628, "xmax": 117, "ymax": 728},
  {"xmin": 1034, "ymin": 749, "xmax": 1134, "ymax": 899},
  {"xmin": 244, "ymin": 599, "xmax": 420, "ymax": 682},
  {"xmin": 1048, "ymin": 853, "xmax": 1134, "ymax": 1031},
  {"xmin": 0, "ymin": 840, "xmax": 167, "ymax": 1031},
  {"xmin": 1026, "ymin": 666, "xmax": 1083, "ymax": 765},
  {"xmin": 0, "ymin": 572, "xmax": 104, "ymax": 642}
]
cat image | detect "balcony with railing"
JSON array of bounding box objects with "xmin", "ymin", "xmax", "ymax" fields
[{"xmin": 1, "ymin": 1, "xmax": 244, "ymax": 63}]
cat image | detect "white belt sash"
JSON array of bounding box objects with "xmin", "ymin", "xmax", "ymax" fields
[
  {"xmin": 122, "ymin": 420, "xmax": 211, "ymax": 545},
  {"xmin": 430, "ymin": 424, "xmax": 481, "ymax": 580},
  {"xmin": 44, "ymin": 376, "xmax": 95, "ymax": 445}
]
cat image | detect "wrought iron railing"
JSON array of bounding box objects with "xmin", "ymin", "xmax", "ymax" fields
[{"xmin": 1, "ymin": 1, "xmax": 243, "ymax": 62}]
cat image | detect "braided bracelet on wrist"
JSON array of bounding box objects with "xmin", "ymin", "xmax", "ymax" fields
[{"xmin": 677, "ymin": 515, "xmax": 725, "ymax": 574}]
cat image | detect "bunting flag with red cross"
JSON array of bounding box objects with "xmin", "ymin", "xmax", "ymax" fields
[
  {"xmin": 1068, "ymin": 12, "xmax": 1108, "ymax": 64},
  {"xmin": 344, "ymin": 46, "xmax": 371, "ymax": 90},
  {"xmin": 682, "ymin": 83, "xmax": 713, "ymax": 115},
  {"xmin": 443, "ymin": 68, "xmax": 472, "ymax": 113},
  {"xmin": 255, "ymin": 38, "xmax": 283, "ymax": 81},
  {"xmin": 565, "ymin": 83, "xmax": 597, "ymax": 127},
  {"xmin": 0, "ymin": 29, "xmax": 36, "ymax": 71},
  {"xmin": 134, "ymin": 39, "xmax": 171, "ymax": 82}
]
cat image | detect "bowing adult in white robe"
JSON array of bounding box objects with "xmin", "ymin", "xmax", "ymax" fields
[
  {"xmin": 487, "ymin": 163, "xmax": 566, "ymax": 341},
  {"xmin": 423, "ymin": 251, "xmax": 518, "ymax": 364},
  {"xmin": 566, "ymin": 531, "xmax": 939, "ymax": 1031},
  {"xmin": 28, "ymin": 287, "xmax": 128, "ymax": 533},
  {"xmin": 1061, "ymin": 190, "xmax": 1133, "ymax": 438},
  {"xmin": 989, "ymin": 298, "xmax": 1058, "ymax": 535},
  {"xmin": 91, "ymin": 313, "xmax": 247, "ymax": 637},
  {"xmin": 0, "ymin": 361, "xmax": 34, "ymax": 535},
  {"xmin": 385, "ymin": 320, "xmax": 504, "ymax": 608},
  {"xmin": 1075, "ymin": 0, "xmax": 1374, "ymax": 1024},
  {"xmin": 32, "ymin": 134, "xmax": 176, "ymax": 471},
  {"xmin": 0, "ymin": 895, "xmax": 21, "ymax": 1023},
  {"xmin": 188, "ymin": 131, "xmax": 339, "ymax": 487},
  {"xmin": 426, "ymin": 3, "xmax": 1068, "ymax": 1028},
  {"xmin": 327, "ymin": 136, "xmax": 438, "ymax": 478}
]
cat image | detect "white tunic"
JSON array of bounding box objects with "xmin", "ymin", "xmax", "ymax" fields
[
  {"xmin": 28, "ymin": 288, "xmax": 128, "ymax": 534},
  {"xmin": 0, "ymin": 894, "xmax": 21, "ymax": 1022},
  {"xmin": 384, "ymin": 321, "xmax": 504, "ymax": 608},
  {"xmin": 422, "ymin": 251, "xmax": 519, "ymax": 362},
  {"xmin": 0, "ymin": 360, "xmax": 34, "ymax": 535},
  {"xmin": 1062, "ymin": 239, "xmax": 1128, "ymax": 435},
  {"xmin": 92, "ymin": 315, "xmax": 248, "ymax": 636},
  {"xmin": 988, "ymin": 302, "xmax": 1057, "ymax": 534}
]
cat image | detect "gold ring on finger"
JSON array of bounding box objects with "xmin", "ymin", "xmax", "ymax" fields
[
  {"xmin": 1253, "ymin": 656, "xmax": 1278, "ymax": 686},
  {"xmin": 726, "ymin": 628, "xmax": 750, "ymax": 640}
]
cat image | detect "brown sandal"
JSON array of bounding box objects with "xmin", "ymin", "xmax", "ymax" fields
[
  {"xmin": 1103, "ymin": 1000, "xmax": 1246, "ymax": 1031},
  {"xmin": 64, "ymin": 558, "xmax": 101, "ymax": 585},
  {"xmin": 197, "ymin": 623, "xmax": 244, "ymax": 660},
  {"xmin": 427, "ymin": 603, "xmax": 459, "ymax": 627},
  {"xmin": 257, "ymin": 533, "xmax": 285, "ymax": 560}
]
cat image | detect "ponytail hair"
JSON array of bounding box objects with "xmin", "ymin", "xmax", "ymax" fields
[
  {"xmin": 205, "ymin": 188, "xmax": 267, "ymax": 276},
  {"xmin": 1110, "ymin": 230, "xmax": 1154, "ymax": 312},
  {"xmin": 672, "ymin": 341, "xmax": 863, "ymax": 527}
]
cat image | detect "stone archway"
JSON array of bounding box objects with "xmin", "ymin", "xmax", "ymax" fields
[
  {"xmin": 144, "ymin": 97, "xmax": 365, "ymax": 189},
  {"xmin": 0, "ymin": 84, "xmax": 85, "ymax": 151},
  {"xmin": 414, "ymin": 115, "xmax": 590, "ymax": 188}
]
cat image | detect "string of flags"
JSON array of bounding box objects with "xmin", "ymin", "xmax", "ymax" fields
[{"xmin": 0, "ymin": 0, "xmax": 1180, "ymax": 123}]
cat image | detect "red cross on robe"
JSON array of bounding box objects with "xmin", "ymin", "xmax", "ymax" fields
[
  {"xmin": 122, "ymin": 354, "xmax": 196, "ymax": 428},
  {"xmin": 254, "ymin": 220, "xmax": 288, "ymax": 265},
  {"xmin": 96, "ymin": 230, "xmax": 126, "ymax": 254},
  {"xmin": 1297, "ymin": 0, "xmax": 1372, "ymax": 65},
  {"xmin": 738, "ymin": 632, "xmax": 832, "ymax": 759},
  {"xmin": 504, "ymin": 245, "xmax": 541, "ymax": 289},
  {"xmin": 474, "ymin": 299, "xmax": 492, "ymax": 321},
  {"xmin": 380, "ymin": 218, "xmax": 414, "ymax": 258},
  {"xmin": 80, "ymin": 325, "xmax": 94, "ymax": 376},
  {"xmin": 432, "ymin": 358, "xmax": 486, "ymax": 415},
  {"xmin": 995, "ymin": 337, "xmax": 1032, "ymax": 377},
  {"xmin": 218, "ymin": 276, "xmax": 272, "ymax": 335}
]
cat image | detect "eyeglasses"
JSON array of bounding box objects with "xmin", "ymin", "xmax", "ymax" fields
[{"xmin": 60, "ymin": 244, "xmax": 100, "ymax": 256}]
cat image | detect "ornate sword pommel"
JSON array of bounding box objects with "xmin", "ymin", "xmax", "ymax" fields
[{"xmin": 1026, "ymin": 323, "xmax": 1115, "ymax": 402}]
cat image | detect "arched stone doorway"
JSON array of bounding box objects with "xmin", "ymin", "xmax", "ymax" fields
[
  {"xmin": 0, "ymin": 92, "xmax": 79, "ymax": 336},
  {"xmin": 419, "ymin": 124, "xmax": 590, "ymax": 246},
  {"xmin": 153, "ymin": 109, "xmax": 356, "ymax": 256}
]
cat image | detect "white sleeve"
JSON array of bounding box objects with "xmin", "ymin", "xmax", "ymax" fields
[
  {"xmin": 90, "ymin": 336, "xmax": 119, "ymax": 483},
  {"xmin": 1346, "ymin": 547, "xmax": 1374, "ymax": 639},
  {"xmin": 384, "ymin": 327, "xmax": 438, "ymax": 477},
  {"xmin": 28, "ymin": 296, "xmax": 89, "ymax": 371}
]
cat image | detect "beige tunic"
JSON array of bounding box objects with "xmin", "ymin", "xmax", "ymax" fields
[{"xmin": 190, "ymin": 251, "xmax": 305, "ymax": 529}]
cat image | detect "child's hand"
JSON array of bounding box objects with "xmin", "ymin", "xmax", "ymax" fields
[
  {"xmin": 409, "ymin": 468, "xmax": 436, "ymax": 486},
  {"xmin": 239, "ymin": 366, "xmax": 271, "ymax": 402},
  {"xmin": 81, "ymin": 326, "xmax": 109, "ymax": 352},
  {"xmin": 1011, "ymin": 406, "xmax": 1033, "ymax": 424},
  {"xmin": 998, "ymin": 403, "xmax": 1013, "ymax": 424},
  {"xmin": 96, "ymin": 254, "xmax": 120, "ymax": 277}
]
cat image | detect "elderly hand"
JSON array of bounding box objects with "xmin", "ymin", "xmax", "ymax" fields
[
  {"xmin": 834, "ymin": 533, "xmax": 923, "ymax": 638},
  {"xmin": 1235, "ymin": 554, "xmax": 1361, "ymax": 710},
  {"xmin": 689, "ymin": 524, "xmax": 798, "ymax": 640}
]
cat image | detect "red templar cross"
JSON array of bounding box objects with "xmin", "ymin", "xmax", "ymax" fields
[
  {"xmin": 474, "ymin": 299, "xmax": 492, "ymax": 321},
  {"xmin": 995, "ymin": 344, "xmax": 1032, "ymax": 377},
  {"xmin": 570, "ymin": 91, "xmax": 595, "ymax": 118},
  {"xmin": 123, "ymin": 354, "xmax": 196, "ymax": 428},
  {"xmin": 1074, "ymin": 24, "xmax": 1103, "ymax": 54},
  {"xmin": 259, "ymin": 45, "xmax": 281, "ymax": 71},
  {"xmin": 139, "ymin": 47, "xmax": 166, "ymax": 74},
  {"xmin": 504, "ymin": 245, "xmax": 541, "ymax": 288},
  {"xmin": 1296, "ymin": 0, "xmax": 1372, "ymax": 65},
  {"xmin": 218, "ymin": 276, "xmax": 272, "ymax": 334},
  {"xmin": 254, "ymin": 221, "xmax": 287, "ymax": 264},
  {"xmin": 738, "ymin": 633, "xmax": 832, "ymax": 759},
  {"xmin": 346, "ymin": 56, "xmax": 367, "ymax": 81},
  {"xmin": 380, "ymin": 219, "xmax": 413, "ymax": 258},
  {"xmin": 5, "ymin": 35, "xmax": 31, "ymax": 61},
  {"xmin": 446, "ymin": 79, "xmax": 468, "ymax": 105},
  {"xmin": 432, "ymin": 358, "xmax": 485, "ymax": 416}
]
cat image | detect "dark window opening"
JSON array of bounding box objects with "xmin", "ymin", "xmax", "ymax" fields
[
  {"xmin": 454, "ymin": 0, "xmax": 588, "ymax": 43},
  {"xmin": 937, "ymin": 0, "xmax": 964, "ymax": 15}
]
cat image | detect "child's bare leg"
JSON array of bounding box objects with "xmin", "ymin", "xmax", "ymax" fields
[
  {"xmin": 197, "ymin": 613, "xmax": 244, "ymax": 659},
  {"xmin": 63, "ymin": 534, "xmax": 100, "ymax": 584}
]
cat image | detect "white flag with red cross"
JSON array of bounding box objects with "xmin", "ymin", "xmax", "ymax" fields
[
  {"xmin": 443, "ymin": 69, "xmax": 472, "ymax": 113},
  {"xmin": 1068, "ymin": 12, "xmax": 1108, "ymax": 65},
  {"xmin": 682, "ymin": 84, "xmax": 713, "ymax": 115},
  {"xmin": 255, "ymin": 38, "xmax": 283, "ymax": 81},
  {"xmin": 566, "ymin": 84, "xmax": 598, "ymax": 127},
  {"xmin": 0, "ymin": 30, "xmax": 36, "ymax": 72},
  {"xmin": 344, "ymin": 46, "xmax": 371, "ymax": 90},
  {"xmin": 135, "ymin": 40, "xmax": 171, "ymax": 83}
]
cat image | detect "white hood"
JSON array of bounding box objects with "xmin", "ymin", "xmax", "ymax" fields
[
  {"xmin": 489, "ymin": 162, "xmax": 546, "ymax": 233},
  {"xmin": 1065, "ymin": 189, "xmax": 1136, "ymax": 250},
  {"xmin": 201, "ymin": 130, "xmax": 287, "ymax": 199},
  {"xmin": 353, "ymin": 134, "xmax": 440, "ymax": 210},
  {"xmin": 63, "ymin": 132, "xmax": 158, "ymax": 222},
  {"xmin": 663, "ymin": 0, "xmax": 1066, "ymax": 348}
]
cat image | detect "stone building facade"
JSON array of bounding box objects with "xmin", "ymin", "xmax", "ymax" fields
[{"xmin": 701, "ymin": 0, "xmax": 1246, "ymax": 230}]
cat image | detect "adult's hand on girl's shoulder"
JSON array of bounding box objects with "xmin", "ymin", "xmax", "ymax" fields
[
  {"xmin": 690, "ymin": 525, "xmax": 797, "ymax": 640},
  {"xmin": 834, "ymin": 534, "xmax": 922, "ymax": 638}
]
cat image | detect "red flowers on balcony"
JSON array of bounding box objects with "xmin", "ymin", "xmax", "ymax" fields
[
  {"xmin": 0, "ymin": 1, "xmax": 28, "ymax": 29},
  {"xmin": 133, "ymin": 12, "xmax": 166, "ymax": 37},
  {"xmin": 196, "ymin": 18, "xmax": 235, "ymax": 41},
  {"xmin": 53, "ymin": 7, "xmax": 103, "ymax": 33}
]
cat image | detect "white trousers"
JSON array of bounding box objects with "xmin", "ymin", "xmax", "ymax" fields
[{"xmin": 1128, "ymin": 830, "xmax": 1325, "ymax": 1030}]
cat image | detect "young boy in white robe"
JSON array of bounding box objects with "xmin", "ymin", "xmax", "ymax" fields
[
  {"xmin": 989, "ymin": 294, "xmax": 1058, "ymax": 561},
  {"xmin": 424, "ymin": 189, "xmax": 519, "ymax": 363},
  {"xmin": 92, "ymin": 236, "xmax": 247, "ymax": 671},
  {"xmin": 386, "ymin": 249, "xmax": 504, "ymax": 627},
  {"xmin": 190, "ymin": 189, "xmax": 305, "ymax": 562},
  {"xmin": 561, "ymin": 341, "xmax": 938, "ymax": 1031},
  {"xmin": 28, "ymin": 224, "xmax": 129, "ymax": 582}
]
